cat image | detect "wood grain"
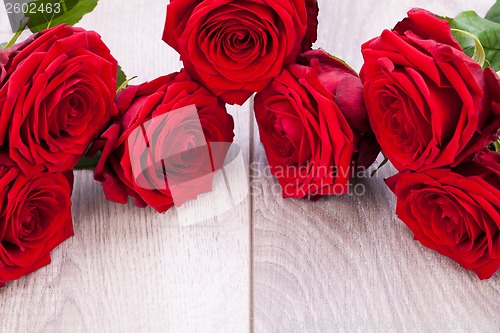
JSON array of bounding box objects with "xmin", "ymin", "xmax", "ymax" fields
[{"xmin": 252, "ymin": 1, "xmax": 500, "ymax": 332}]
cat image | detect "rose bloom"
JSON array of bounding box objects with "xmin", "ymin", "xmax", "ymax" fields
[
  {"xmin": 0, "ymin": 24, "xmax": 118, "ymax": 174},
  {"xmin": 92, "ymin": 71, "xmax": 235, "ymax": 213},
  {"xmin": 163, "ymin": 0, "xmax": 319, "ymax": 105},
  {"xmin": 386, "ymin": 150, "xmax": 500, "ymax": 280},
  {"xmin": 0, "ymin": 157, "xmax": 74, "ymax": 287},
  {"xmin": 361, "ymin": 9, "xmax": 500, "ymax": 172},
  {"xmin": 254, "ymin": 50, "xmax": 380, "ymax": 199}
]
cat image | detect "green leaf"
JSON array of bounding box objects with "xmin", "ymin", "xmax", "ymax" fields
[
  {"xmin": 75, "ymin": 151, "xmax": 101, "ymax": 170},
  {"xmin": 116, "ymin": 65, "xmax": 127, "ymax": 90},
  {"xmin": 0, "ymin": 43, "xmax": 7, "ymax": 50},
  {"xmin": 486, "ymin": 0, "xmax": 500, "ymax": 24},
  {"xmin": 450, "ymin": 11, "xmax": 500, "ymax": 71},
  {"xmin": 489, "ymin": 140, "xmax": 500, "ymax": 152},
  {"xmin": 116, "ymin": 66, "xmax": 137, "ymax": 93},
  {"xmin": 3, "ymin": 18, "xmax": 29, "ymax": 49},
  {"xmin": 451, "ymin": 29, "xmax": 485, "ymax": 67},
  {"xmin": 26, "ymin": 0, "xmax": 98, "ymax": 33},
  {"xmin": 486, "ymin": 49, "xmax": 500, "ymax": 69},
  {"xmin": 117, "ymin": 76, "xmax": 138, "ymax": 93},
  {"xmin": 451, "ymin": 11, "xmax": 500, "ymax": 48}
]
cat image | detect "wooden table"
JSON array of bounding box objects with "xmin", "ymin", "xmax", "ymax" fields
[{"xmin": 0, "ymin": 0, "xmax": 498, "ymax": 332}]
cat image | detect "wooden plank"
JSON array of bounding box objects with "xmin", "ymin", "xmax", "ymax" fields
[
  {"xmin": 252, "ymin": 1, "xmax": 500, "ymax": 332},
  {"xmin": 0, "ymin": 1, "xmax": 250, "ymax": 332}
]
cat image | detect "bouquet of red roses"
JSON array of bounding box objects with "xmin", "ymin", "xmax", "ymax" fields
[
  {"xmin": 0, "ymin": 23, "xmax": 118, "ymax": 286},
  {"xmin": 0, "ymin": 0, "xmax": 237, "ymax": 287},
  {"xmin": 361, "ymin": 8, "xmax": 500, "ymax": 279},
  {"xmin": 1, "ymin": 0, "xmax": 499, "ymax": 288}
]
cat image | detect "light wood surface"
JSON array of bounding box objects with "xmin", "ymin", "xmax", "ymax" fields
[{"xmin": 0, "ymin": 1, "xmax": 499, "ymax": 333}]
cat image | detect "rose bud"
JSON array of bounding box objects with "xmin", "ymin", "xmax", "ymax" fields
[
  {"xmin": 0, "ymin": 24, "xmax": 118, "ymax": 174},
  {"xmin": 163, "ymin": 0, "xmax": 319, "ymax": 105},
  {"xmin": 0, "ymin": 157, "xmax": 74, "ymax": 287},
  {"xmin": 386, "ymin": 149, "xmax": 500, "ymax": 280},
  {"xmin": 254, "ymin": 49, "xmax": 380, "ymax": 199},
  {"xmin": 92, "ymin": 71, "xmax": 235, "ymax": 213},
  {"xmin": 361, "ymin": 8, "xmax": 500, "ymax": 172}
]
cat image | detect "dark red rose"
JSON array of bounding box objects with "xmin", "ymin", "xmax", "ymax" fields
[
  {"xmin": 361, "ymin": 8, "xmax": 500, "ymax": 172},
  {"xmin": 0, "ymin": 157, "xmax": 74, "ymax": 287},
  {"xmin": 254, "ymin": 49, "xmax": 379, "ymax": 199},
  {"xmin": 0, "ymin": 24, "xmax": 118, "ymax": 174},
  {"xmin": 163, "ymin": 0, "xmax": 319, "ymax": 105},
  {"xmin": 302, "ymin": 0, "xmax": 319, "ymax": 51},
  {"xmin": 386, "ymin": 150, "xmax": 500, "ymax": 280},
  {"xmin": 92, "ymin": 71, "xmax": 235, "ymax": 213}
]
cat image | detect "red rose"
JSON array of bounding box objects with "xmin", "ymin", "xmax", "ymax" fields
[
  {"xmin": 0, "ymin": 157, "xmax": 74, "ymax": 287},
  {"xmin": 386, "ymin": 150, "xmax": 500, "ymax": 280},
  {"xmin": 302, "ymin": 0, "xmax": 319, "ymax": 51},
  {"xmin": 163, "ymin": 0, "xmax": 319, "ymax": 105},
  {"xmin": 361, "ymin": 9, "xmax": 500, "ymax": 172},
  {"xmin": 254, "ymin": 50, "xmax": 379, "ymax": 199},
  {"xmin": 0, "ymin": 24, "xmax": 118, "ymax": 174},
  {"xmin": 92, "ymin": 71, "xmax": 235, "ymax": 213}
]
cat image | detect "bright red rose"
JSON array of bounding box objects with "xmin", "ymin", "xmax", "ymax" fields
[
  {"xmin": 163, "ymin": 0, "xmax": 319, "ymax": 105},
  {"xmin": 386, "ymin": 150, "xmax": 500, "ymax": 280},
  {"xmin": 0, "ymin": 157, "xmax": 74, "ymax": 287},
  {"xmin": 361, "ymin": 9, "xmax": 500, "ymax": 172},
  {"xmin": 254, "ymin": 50, "xmax": 380, "ymax": 199},
  {"xmin": 92, "ymin": 71, "xmax": 235, "ymax": 213},
  {"xmin": 0, "ymin": 24, "xmax": 118, "ymax": 174}
]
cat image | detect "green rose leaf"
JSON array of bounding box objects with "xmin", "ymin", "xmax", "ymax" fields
[
  {"xmin": 486, "ymin": 49, "xmax": 500, "ymax": 71},
  {"xmin": 26, "ymin": 0, "xmax": 98, "ymax": 33},
  {"xmin": 117, "ymin": 65, "xmax": 127, "ymax": 90},
  {"xmin": 116, "ymin": 66, "xmax": 137, "ymax": 93},
  {"xmin": 486, "ymin": 0, "xmax": 500, "ymax": 24},
  {"xmin": 2, "ymin": 18, "xmax": 29, "ymax": 49},
  {"xmin": 451, "ymin": 28, "xmax": 486, "ymax": 67},
  {"xmin": 449, "ymin": 11, "xmax": 500, "ymax": 71},
  {"xmin": 75, "ymin": 151, "xmax": 101, "ymax": 170}
]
